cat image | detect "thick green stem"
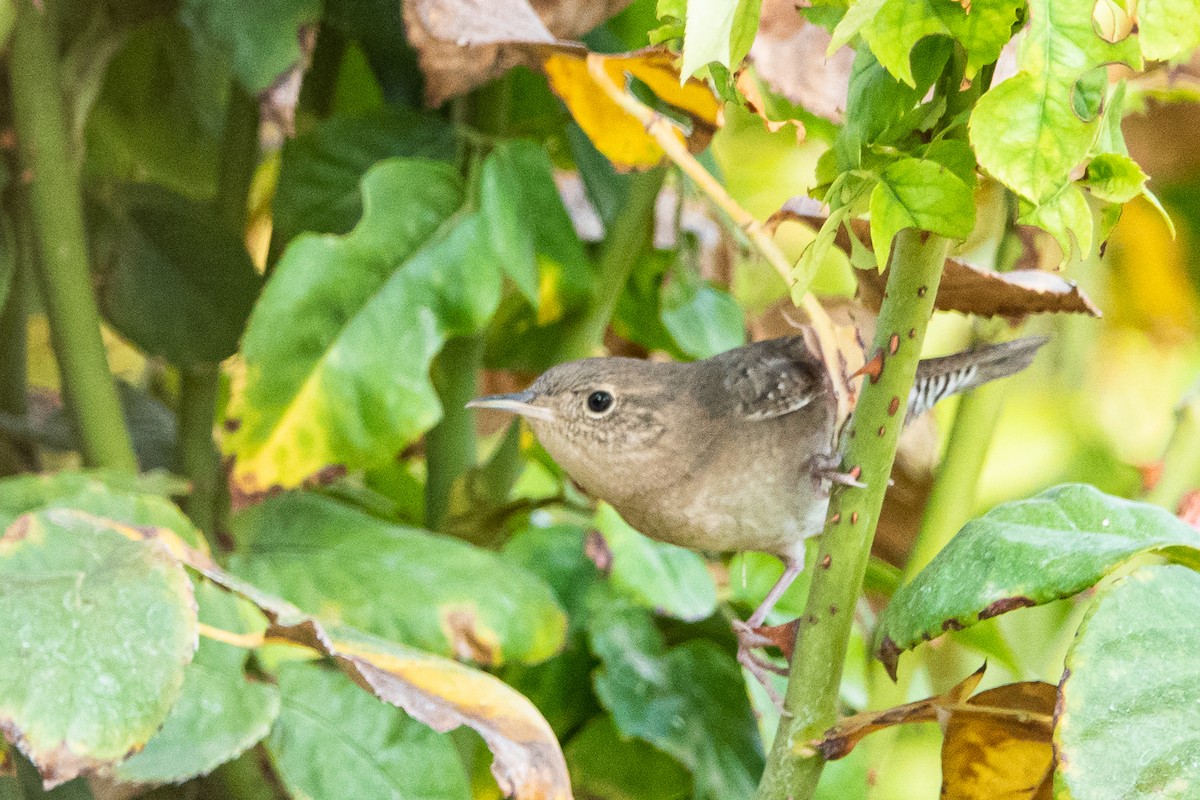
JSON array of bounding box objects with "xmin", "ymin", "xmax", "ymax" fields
[
  {"xmin": 180, "ymin": 82, "xmax": 258, "ymax": 534},
  {"xmin": 755, "ymin": 231, "xmax": 951, "ymax": 800},
  {"xmin": 555, "ymin": 166, "xmax": 666, "ymax": 361},
  {"xmin": 1146, "ymin": 385, "xmax": 1200, "ymax": 512},
  {"xmin": 9, "ymin": 1, "xmax": 136, "ymax": 472},
  {"xmin": 425, "ymin": 334, "xmax": 485, "ymax": 531}
]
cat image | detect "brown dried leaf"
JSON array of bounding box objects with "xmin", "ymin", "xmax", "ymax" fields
[
  {"xmin": 125, "ymin": 526, "xmax": 573, "ymax": 800},
  {"xmin": 748, "ymin": 2, "xmax": 853, "ymax": 124},
  {"xmin": 941, "ymin": 682, "xmax": 1056, "ymax": 800},
  {"xmin": 766, "ymin": 200, "xmax": 1101, "ymax": 319},
  {"xmin": 403, "ymin": 0, "xmax": 632, "ymax": 106},
  {"xmin": 819, "ymin": 665, "xmax": 987, "ymax": 760}
]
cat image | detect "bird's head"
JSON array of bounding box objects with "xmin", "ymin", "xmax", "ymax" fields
[{"xmin": 467, "ymin": 357, "xmax": 683, "ymax": 499}]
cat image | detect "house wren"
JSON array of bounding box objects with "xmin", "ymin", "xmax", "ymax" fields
[{"xmin": 468, "ymin": 334, "xmax": 1045, "ymax": 677}]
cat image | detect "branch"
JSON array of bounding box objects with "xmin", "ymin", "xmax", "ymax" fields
[
  {"xmin": 755, "ymin": 230, "xmax": 951, "ymax": 800},
  {"xmin": 584, "ymin": 54, "xmax": 852, "ymax": 424},
  {"xmin": 425, "ymin": 333, "xmax": 485, "ymax": 530},
  {"xmin": 9, "ymin": 1, "xmax": 137, "ymax": 472}
]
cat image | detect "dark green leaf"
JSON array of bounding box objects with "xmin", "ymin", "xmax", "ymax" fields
[
  {"xmin": 272, "ymin": 109, "xmax": 454, "ymax": 243},
  {"xmin": 0, "ymin": 509, "xmax": 196, "ymax": 787},
  {"xmin": 659, "ymin": 274, "xmax": 746, "ymax": 360},
  {"xmin": 594, "ymin": 504, "xmax": 718, "ymax": 622},
  {"xmin": 1056, "ymin": 565, "xmax": 1200, "ymax": 798},
  {"xmin": 876, "ymin": 485, "xmax": 1200, "ymax": 676},
  {"xmin": 93, "ymin": 183, "xmax": 261, "ymax": 365},
  {"xmin": 588, "ymin": 594, "xmax": 764, "ymax": 800},
  {"xmin": 480, "ymin": 140, "xmax": 591, "ymax": 308},
  {"xmin": 179, "ymin": 0, "xmax": 322, "ymax": 93},
  {"xmin": 230, "ymin": 491, "xmax": 567, "ymax": 665},
  {"xmin": 565, "ymin": 715, "xmax": 692, "ymax": 800},
  {"xmin": 266, "ymin": 662, "xmax": 470, "ymax": 800}
]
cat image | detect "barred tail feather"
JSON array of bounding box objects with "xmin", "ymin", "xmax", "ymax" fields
[{"xmin": 907, "ymin": 336, "xmax": 1048, "ymax": 419}]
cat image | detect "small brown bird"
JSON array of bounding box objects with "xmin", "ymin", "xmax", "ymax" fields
[{"xmin": 468, "ymin": 334, "xmax": 1045, "ymax": 679}]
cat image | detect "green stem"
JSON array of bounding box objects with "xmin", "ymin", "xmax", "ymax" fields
[
  {"xmin": 556, "ymin": 166, "xmax": 666, "ymax": 361},
  {"xmin": 180, "ymin": 82, "xmax": 258, "ymax": 536},
  {"xmin": 1145, "ymin": 384, "xmax": 1200, "ymax": 512},
  {"xmin": 755, "ymin": 230, "xmax": 951, "ymax": 800},
  {"xmin": 425, "ymin": 334, "xmax": 485, "ymax": 531},
  {"xmin": 9, "ymin": 1, "xmax": 136, "ymax": 472},
  {"xmin": 0, "ymin": 214, "xmax": 32, "ymax": 477}
]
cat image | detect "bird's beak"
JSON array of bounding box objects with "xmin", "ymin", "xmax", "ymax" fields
[{"xmin": 466, "ymin": 390, "xmax": 556, "ymax": 422}]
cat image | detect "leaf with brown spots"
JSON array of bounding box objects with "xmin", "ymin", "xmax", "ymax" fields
[
  {"xmin": 941, "ymin": 682, "xmax": 1056, "ymax": 800},
  {"xmin": 876, "ymin": 485, "xmax": 1200, "ymax": 680},
  {"xmin": 765, "ymin": 200, "xmax": 1100, "ymax": 320},
  {"xmin": 122, "ymin": 521, "xmax": 575, "ymax": 800}
]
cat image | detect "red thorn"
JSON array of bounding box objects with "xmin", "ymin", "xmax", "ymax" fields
[
  {"xmin": 888, "ymin": 396, "xmax": 900, "ymax": 416},
  {"xmin": 908, "ymin": 327, "xmax": 916, "ymax": 339},
  {"xmin": 831, "ymin": 512, "xmax": 841, "ymax": 524},
  {"xmin": 888, "ymin": 334, "xmax": 899, "ymax": 354},
  {"xmin": 852, "ymin": 351, "xmax": 884, "ymax": 384},
  {"xmin": 877, "ymin": 425, "xmax": 885, "ymax": 436},
  {"xmin": 848, "ymin": 465, "xmax": 862, "ymax": 480},
  {"xmin": 917, "ymin": 286, "xmax": 928, "ymax": 297},
  {"xmin": 820, "ymin": 554, "xmax": 832, "ymax": 569},
  {"xmin": 850, "ymin": 511, "xmax": 859, "ymax": 524}
]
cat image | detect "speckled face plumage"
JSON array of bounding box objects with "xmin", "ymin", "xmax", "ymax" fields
[{"xmin": 525, "ymin": 359, "xmax": 672, "ymax": 457}]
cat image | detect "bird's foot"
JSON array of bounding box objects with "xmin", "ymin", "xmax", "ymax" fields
[{"xmin": 733, "ymin": 619, "xmax": 800, "ymax": 710}]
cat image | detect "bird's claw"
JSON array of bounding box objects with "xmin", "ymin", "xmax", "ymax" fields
[{"xmin": 733, "ymin": 619, "xmax": 795, "ymax": 711}]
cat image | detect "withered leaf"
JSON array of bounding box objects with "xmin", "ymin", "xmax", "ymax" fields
[
  {"xmin": 747, "ymin": 2, "xmax": 853, "ymax": 124},
  {"xmin": 941, "ymin": 682, "xmax": 1056, "ymax": 800},
  {"xmin": 819, "ymin": 665, "xmax": 986, "ymax": 760},
  {"xmin": 404, "ymin": 0, "xmax": 720, "ymax": 170},
  {"xmin": 125, "ymin": 524, "xmax": 573, "ymax": 800},
  {"xmin": 767, "ymin": 199, "xmax": 1100, "ymax": 319},
  {"xmin": 403, "ymin": 0, "xmax": 632, "ymax": 106}
]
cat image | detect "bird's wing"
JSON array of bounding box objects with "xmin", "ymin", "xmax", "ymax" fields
[{"xmin": 722, "ymin": 338, "xmax": 828, "ymax": 421}]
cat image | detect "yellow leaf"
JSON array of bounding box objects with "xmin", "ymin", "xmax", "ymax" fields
[{"xmin": 542, "ymin": 48, "xmax": 722, "ymax": 171}]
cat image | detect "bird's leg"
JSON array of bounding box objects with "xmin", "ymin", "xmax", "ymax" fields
[{"xmin": 733, "ymin": 556, "xmax": 804, "ymax": 705}]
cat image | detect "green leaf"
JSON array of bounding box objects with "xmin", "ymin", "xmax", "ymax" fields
[
  {"xmin": 876, "ymin": 484, "xmax": 1200, "ymax": 676},
  {"xmin": 681, "ymin": 0, "xmax": 763, "ymax": 77},
  {"xmin": 594, "ymin": 503, "xmax": 718, "ymax": 622},
  {"xmin": 969, "ymin": 0, "xmax": 1143, "ymax": 204},
  {"xmin": 0, "ymin": 509, "xmax": 197, "ymax": 786},
  {"xmin": 115, "ymin": 580, "xmax": 279, "ymax": 784},
  {"xmin": 179, "ymin": 0, "xmax": 321, "ymax": 93},
  {"xmin": 659, "ymin": 275, "xmax": 746, "ymax": 360},
  {"xmin": 1017, "ymin": 182, "xmax": 1093, "ymax": 261},
  {"xmin": 480, "ymin": 141, "xmax": 591, "ymax": 308},
  {"xmin": 226, "ymin": 159, "xmax": 502, "ymax": 492},
  {"xmin": 266, "ymin": 661, "xmax": 470, "ymax": 800},
  {"xmin": 84, "ymin": 17, "xmax": 227, "ymax": 198},
  {"xmin": 230, "ymin": 491, "xmax": 566, "ymax": 665},
  {"xmin": 920, "ymin": 139, "xmax": 978, "ymax": 187},
  {"xmin": 792, "ymin": 206, "xmax": 851, "ymax": 302},
  {"xmin": 0, "ymin": 472, "xmax": 205, "ymax": 550},
  {"xmin": 565, "ymin": 715, "xmax": 692, "ymax": 800},
  {"xmin": 92, "ymin": 183, "xmax": 261, "ymax": 365},
  {"xmin": 588, "ymin": 595, "xmax": 764, "ymax": 800},
  {"xmin": 869, "ymin": 158, "xmax": 975, "ymax": 269},
  {"xmin": 1081, "ymin": 152, "xmax": 1148, "ymax": 203},
  {"xmin": 861, "ymin": 0, "xmax": 1023, "ymax": 87},
  {"xmin": 272, "ymin": 109, "xmax": 454, "ymax": 243},
  {"xmin": 1056, "ymin": 565, "xmax": 1200, "ymax": 798},
  {"xmin": 1136, "ymin": 0, "xmax": 1200, "ymax": 62}
]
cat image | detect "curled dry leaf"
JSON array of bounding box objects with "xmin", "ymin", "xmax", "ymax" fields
[
  {"xmin": 941, "ymin": 682, "xmax": 1056, "ymax": 800},
  {"xmin": 404, "ymin": 0, "xmax": 720, "ymax": 170},
  {"xmin": 819, "ymin": 664, "xmax": 986, "ymax": 761},
  {"xmin": 124, "ymin": 525, "xmax": 573, "ymax": 800},
  {"xmin": 403, "ymin": 0, "xmax": 632, "ymax": 106},
  {"xmin": 767, "ymin": 198, "xmax": 1101, "ymax": 320},
  {"xmin": 747, "ymin": 0, "xmax": 853, "ymax": 124}
]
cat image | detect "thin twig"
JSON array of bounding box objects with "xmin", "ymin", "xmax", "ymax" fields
[
  {"xmin": 584, "ymin": 54, "xmax": 853, "ymax": 424},
  {"xmin": 197, "ymin": 622, "xmax": 265, "ymax": 649}
]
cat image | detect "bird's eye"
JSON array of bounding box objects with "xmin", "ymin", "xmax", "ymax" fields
[{"xmin": 586, "ymin": 390, "xmax": 614, "ymax": 414}]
